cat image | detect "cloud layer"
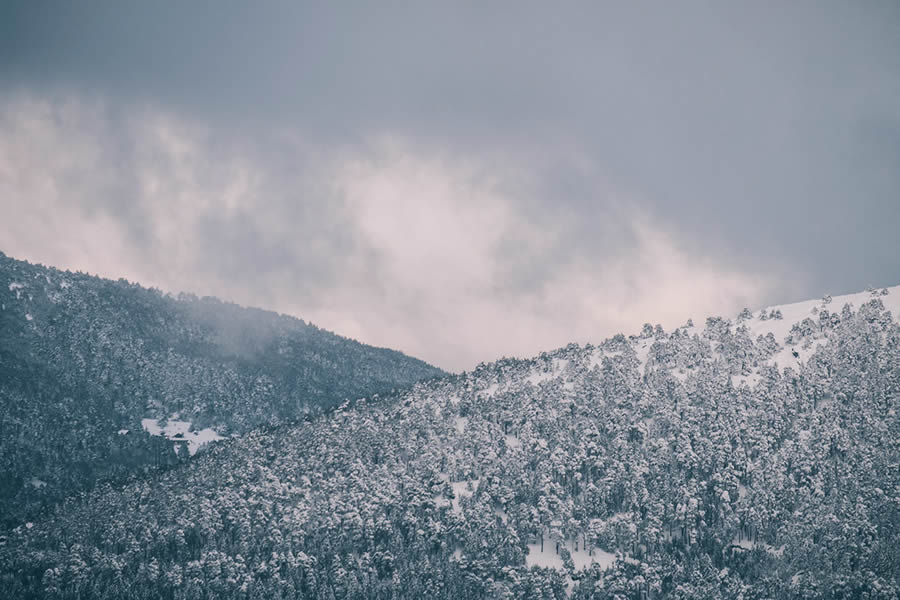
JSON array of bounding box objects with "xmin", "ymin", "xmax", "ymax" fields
[
  {"xmin": 0, "ymin": 94, "xmax": 776, "ymax": 370},
  {"xmin": 3, "ymin": 3, "xmax": 899, "ymax": 369}
]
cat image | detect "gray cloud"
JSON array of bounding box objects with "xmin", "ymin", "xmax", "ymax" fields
[
  {"xmin": 0, "ymin": 95, "xmax": 773, "ymax": 369},
  {"xmin": 1, "ymin": 2, "xmax": 898, "ymax": 368}
]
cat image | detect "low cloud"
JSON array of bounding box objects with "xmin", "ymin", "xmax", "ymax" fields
[{"xmin": 0, "ymin": 93, "xmax": 776, "ymax": 370}]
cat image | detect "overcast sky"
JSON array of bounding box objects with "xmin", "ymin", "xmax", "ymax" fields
[{"xmin": 1, "ymin": 2, "xmax": 898, "ymax": 371}]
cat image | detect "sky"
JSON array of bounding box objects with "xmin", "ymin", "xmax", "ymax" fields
[{"xmin": 1, "ymin": 2, "xmax": 898, "ymax": 371}]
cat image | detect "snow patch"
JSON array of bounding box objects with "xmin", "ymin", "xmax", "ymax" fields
[
  {"xmin": 730, "ymin": 537, "xmax": 784, "ymax": 556},
  {"xmin": 25, "ymin": 313, "xmax": 33, "ymax": 321},
  {"xmin": 731, "ymin": 537, "xmax": 755, "ymax": 551},
  {"xmin": 449, "ymin": 480, "xmax": 478, "ymax": 514},
  {"xmin": 141, "ymin": 418, "xmax": 163, "ymax": 436},
  {"xmin": 526, "ymin": 543, "xmax": 564, "ymax": 570},
  {"xmin": 526, "ymin": 538, "xmax": 618, "ymax": 572},
  {"xmin": 162, "ymin": 419, "xmax": 192, "ymax": 438},
  {"xmin": 141, "ymin": 416, "xmax": 224, "ymax": 455},
  {"xmin": 746, "ymin": 286, "xmax": 900, "ymax": 368},
  {"xmin": 454, "ymin": 416, "xmax": 468, "ymax": 434},
  {"xmin": 434, "ymin": 495, "xmax": 452, "ymax": 509},
  {"xmin": 634, "ymin": 341, "xmax": 651, "ymax": 371},
  {"xmin": 189, "ymin": 428, "xmax": 224, "ymax": 453}
]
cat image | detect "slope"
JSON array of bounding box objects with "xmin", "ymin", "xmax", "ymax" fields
[
  {"xmin": 2, "ymin": 285, "xmax": 899, "ymax": 599},
  {"xmin": 0, "ymin": 251, "xmax": 443, "ymax": 527}
]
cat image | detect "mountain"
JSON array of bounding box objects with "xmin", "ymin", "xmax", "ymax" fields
[
  {"xmin": 0, "ymin": 251, "xmax": 443, "ymax": 527},
  {"xmin": 3, "ymin": 284, "xmax": 898, "ymax": 599}
]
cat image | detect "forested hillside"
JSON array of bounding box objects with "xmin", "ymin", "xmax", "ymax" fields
[
  {"xmin": 0, "ymin": 252, "xmax": 443, "ymax": 527},
  {"xmin": 3, "ymin": 286, "xmax": 898, "ymax": 599}
]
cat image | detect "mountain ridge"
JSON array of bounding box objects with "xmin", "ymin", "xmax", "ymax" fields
[
  {"xmin": 0, "ymin": 250, "xmax": 444, "ymax": 527},
  {"xmin": 3, "ymin": 281, "xmax": 898, "ymax": 598}
]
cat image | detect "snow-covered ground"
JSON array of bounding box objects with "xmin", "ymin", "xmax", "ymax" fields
[
  {"xmin": 432, "ymin": 479, "xmax": 478, "ymax": 514},
  {"xmin": 140, "ymin": 418, "xmax": 163, "ymax": 436},
  {"xmin": 526, "ymin": 538, "xmax": 619, "ymax": 571},
  {"xmin": 634, "ymin": 340, "xmax": 652, "ymax": 370},
  {"xmin": 744, "ymin": 286, "xmax": 900, "ymax": 368},
  {"xmin": 730, "ymin": 536, "xmax": 784, "ymax": 557},
  {"xmin": 631, "ymin": 285, "xmax": 900, "ymax": 384},
  {"xmin": 141, "ymin": 415, "xmax": 223, "ymax": 456},
  {"xmin": 454, "ymin": 416, "xmax": 468, "ymax": 434}
]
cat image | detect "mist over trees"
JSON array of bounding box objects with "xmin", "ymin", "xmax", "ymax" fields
[{"xmin": 0, "ymin": 252, "xmax": 442, "ymax": 528}]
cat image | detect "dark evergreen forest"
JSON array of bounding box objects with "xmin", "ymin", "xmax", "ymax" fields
[{"xmin": 0, "ymin": 252, "xmax": 442, "ymax": 528}]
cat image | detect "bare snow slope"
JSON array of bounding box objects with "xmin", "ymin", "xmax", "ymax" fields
[
  {"xmin": 741, "ymin": 286, "xmax": 900, "ymax": 367},
  {"xmin": 468, "ymin": 285, "xmax": 900, "ymax": 400}
]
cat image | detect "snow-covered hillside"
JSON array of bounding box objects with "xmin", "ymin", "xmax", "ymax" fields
[
  {"xmin": 469, "ymin": 285, "xmax": 900, "ymax": 401},
  {"xmin": 4, "ymin": 284, "xmax": 900, "ymax": 599},
  {"xmin": 741, "ymin": 286, "xmax": 900, "ymax": 366},
  {"xmin": 0, "ymin": 251, "xmax": 443, "ymax": 530}
]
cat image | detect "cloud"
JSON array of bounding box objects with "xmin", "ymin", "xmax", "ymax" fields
[
  {"xmin": 3, "ymin": 2, "xmax": 900, "ymax": 308},
  {"xmin": 326, "ymin": 144, "xmax": 771, "ymax": 368},
  {"xmin": 0, "ymin": 92, "xmax": 356, "ymax": 297},
  {"xmin": 0, "ymin": 93, "xmax": 778, "ymax": 370}
]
